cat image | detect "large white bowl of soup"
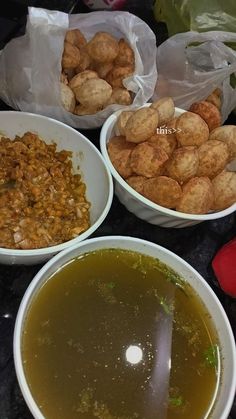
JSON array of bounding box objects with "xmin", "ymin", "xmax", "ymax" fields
[
  {"xmin": 14, "ymin": 236, "xmax": 236, "ymax": 419},
  {"xmin": 0, "ymin": 111, "xmax": 113, "ymax": 265}
]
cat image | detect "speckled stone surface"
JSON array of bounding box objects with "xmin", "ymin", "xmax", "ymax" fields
[{"xmin": 0, "ymin": 1, "xmax": 236, "ymax": 418}]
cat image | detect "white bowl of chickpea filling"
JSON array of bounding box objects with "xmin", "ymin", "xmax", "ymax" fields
[
  {"xmin": 0, "ymin": 111, "xmax": 113, "ymax": 265},
  {"xmin": 100, "ymin": 100, "xmax": 236, "ymax": 228}
]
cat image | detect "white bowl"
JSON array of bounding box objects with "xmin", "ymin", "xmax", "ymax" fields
[
  {"xmin": 0, "ymin": 111, "xmax": 113, "ymax": 265},
  {"xmin": 100, "ymin": 105, "xmax": 236, "ymax": 228},
  {"xmin": 14, "ymin": 236, "xmax": 236, "ymax": 419}
]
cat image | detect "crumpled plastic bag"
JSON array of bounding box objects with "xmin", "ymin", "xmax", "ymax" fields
[
  {"xmin": 153, "ymin": 31, "xmax": 236, "ymax": 122},
  {"xmin": 0, "ymin": 7, "xmax": 157, "ymax": 129},
  {"xmin": 154, "ymin": 0, "xmax": 236, "ymax": 36}
]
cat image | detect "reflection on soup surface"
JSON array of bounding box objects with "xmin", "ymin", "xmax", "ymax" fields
[{"xmin": 22, "ymin": 249, "xmax": 220, "ymax": 419}]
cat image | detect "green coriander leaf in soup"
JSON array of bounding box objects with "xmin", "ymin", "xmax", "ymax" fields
[
  {"xmin": 107, "ymin": 281, "xmax": 116, "ymax": 289},
  {"xmin": 153, "ymin": 259, "xmax": 186, "ymax": 291},
  {"xmin": 158, "ymin": 296, "xmax": 174, "ymax": 315},
  {"xmin": 204, "ymin": 344, "xmax": 219, "ymax": 368},
  {"xmin": 169, "ymin": 395, "xmax": 184, "ymax": 407}
]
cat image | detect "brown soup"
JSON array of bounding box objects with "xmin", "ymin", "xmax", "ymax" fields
[{"xmin": 22, "ymin": 249, "xmax": 220, "ymax": 418}]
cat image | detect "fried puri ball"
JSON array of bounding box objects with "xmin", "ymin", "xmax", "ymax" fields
[
  {"xmin": 114, "ymin": 38, "xmax": 135, "ymax": 67},
  {"xmin": 63, "ymin": 68, "xmax": 76, "ymax": 81},
  {"xmin": 165, "ymin": 146, "xmax": 199, "ymax": 184},
  {"xmin": 176, "ymin": 112, "xmax": 209, "ymax": 146},
  {"xmin": 107, "ymin": 88, "xmax": 132, "ymax": 106},
  {"xmin": 60, "ymin": 72, "xmax": 68, "ymax": 85},
  {"xmin": 76, "ymin": 78, "xmax": 112, "ymax": 108},
  {"xmin": 164, "ymin": 117, "xmax": 177, "ymax": 129},
  {"xmin": 60, "ymin": 83, "xmax": 76, "ymax": 112},
  {"xmin": 148, "ymin": 133, "xmax": 177, "ymax": 157},
  {"xmin": 213, "ymin": 88, "xmax": 221, "ymax": 97},
  {"xmin": 75, "ymin": 48, "xmax": 91, "ymax": 72},
  {"xmin": 74, "ymin": 104, "xmax": 101, "ymax": 116},
  {"xmin": 106, "ymin": 65, "xmax": 134, "ymax": 89},
  {"xmin": 206, "ymin": 91, "xmax": 221, "ymax": 110},
  {"xmin": 69, "ymin": 70, "xmax": 98, "ymax": 99},
  {"xmin": 189, "ymin": 101, "xmax": 221, "ymax": 131},
  {"xmin": 176, "ymin": 177, "xmax": 214, "ymax": 214},
  {"xmin": 209, "ymin": 125, "xmax": 236, "ymax": 161},
  {"xmin": 65, "ymin": 29, "xmax": 87, "ymax": 50},
  {"xmin": 212, "ymin": 171, "xmax": 236, "ymax": 210},
  {"xmin": 94, "ymin": 62, "xmax": 114, "ymax": 79},
  {"xmin": 151, "ymin": 97, "xmax": 175, "ymax": 126},
  {"xmin": 125, "ymin": 108, "xmax": 159, "ymax": 143},
  {"xmin": 130, "ymin": 143, "xmax": 168, "ymax": 178},
  {"xmin": 87, "ymin": 32, "xmax": 119, "ymax": 63},
  {"xmin": 69, "ymin": 69, "xmax": 98, "ymax": 89},
  {"xmin": 126, "ymin": 175, "xmax": 147, "ymax": 194},
  {"xmin": 62, "ymin": 41, "xmax": 80, "ymax": 69},
  {"xmin": 116, "ymin": 111, "xmax": 134, "ymax": 135},
  {"xmin": 143, "ymin": 176, "xmax": 182, "ymax": 209},
  {"xmin": 108, "ymin": 136, "xmax": 135, "ymax": 178},
  {"xmin": 197, "ymin": 140, "xmax": 229, "ymax": 178}
]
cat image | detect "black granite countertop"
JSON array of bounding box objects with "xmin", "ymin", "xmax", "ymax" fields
[{"xmin": 0, "ymin": 1, "xmax": 235, "ymax": 418}]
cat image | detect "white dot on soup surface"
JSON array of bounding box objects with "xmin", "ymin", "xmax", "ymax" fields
[{"xmin": 125, "ymin": 345, "xmax": 143, "ymax": 365}]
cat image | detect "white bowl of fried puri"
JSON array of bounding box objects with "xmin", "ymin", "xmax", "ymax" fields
[
  {"xmin": 100, "ymin": 96, "xmax": 236, "ymax": 228},
  {"xmin": 0, "ymin": 111, "xmax": 113, "ymax": 265}
]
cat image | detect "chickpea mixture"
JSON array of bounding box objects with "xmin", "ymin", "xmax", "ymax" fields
[{"xmin": 0, "ymin": 132, "xmax": 90, "ymax": 249}]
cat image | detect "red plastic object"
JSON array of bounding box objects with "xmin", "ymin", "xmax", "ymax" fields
[{"xmin": 212, "ymin": 238, "xmax": 236, "ymax": 297}]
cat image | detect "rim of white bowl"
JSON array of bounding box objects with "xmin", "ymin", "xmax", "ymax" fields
[
  {"xmin": 100, "ymin": 106, "xmax": 236, "ymax": 221},
  {"xmin": 0, "ymin": 111, "xmax": 114, "ymax": 256},
  {"xmin": 14, "ymin": 235, "xmax": 236, "ymax": 419}
]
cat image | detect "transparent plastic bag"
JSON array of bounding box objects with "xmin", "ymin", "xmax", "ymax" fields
[
  {"xmin": 154, "ymin": 31, "xmax": 236, "ymax": 122},
  {"xmin": 0, "ymin": 7, "xmax": 157, "ymax": 129},
  {"xmin": 154, "ymin": 0, "xmax": 236, "ymax": 36}
]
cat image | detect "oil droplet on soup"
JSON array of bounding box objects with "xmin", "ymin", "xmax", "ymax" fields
[{"xmin": 22, "ymin": 250, "xmax": 220, "ymax": 419}]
